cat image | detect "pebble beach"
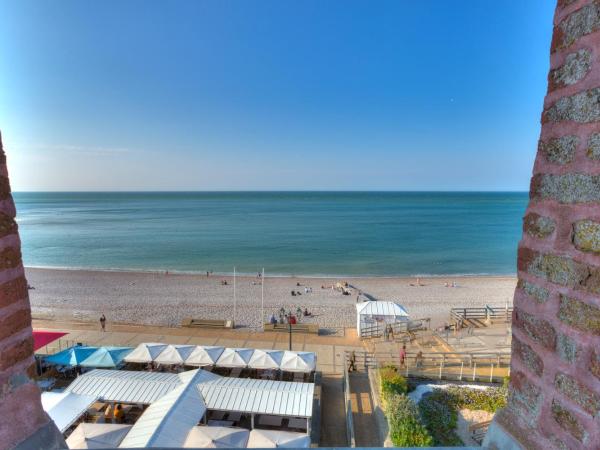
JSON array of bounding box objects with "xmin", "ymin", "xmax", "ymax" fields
[{"xmin": 26, "ymin": 267, "xmax": 517, "ymax": 332}]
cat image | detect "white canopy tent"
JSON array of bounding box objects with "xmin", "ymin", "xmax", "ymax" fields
[
  {"xmin": 119, "ymin": 371, "xmax": 207, "ymax": 448},
  {"xmin": 123, "ymin": 343, "xmax": 168, "ymax": 364},
  {"xmin": 279, "ymin": 351, "xmax": 316, "ymax": 373},
  {"xmin": 215, "ymin": 348, "xmax": 254, "ymax": 368},
  {"xmin": 41, "ymin": 392, "xmax": 98, "ymax": 433},
  {"xmin": 185, "ymin": 346, "xmax": 225, "ymax": 367},
  {"xmin": 183, "ymin": 426, "xmax": 249, "ymax": 448},
  {"xmin": 248, "ymin": 350, "xmax": 284, "ymax": 370},
  {"xmin": 356, "ymin": 301, "xmax": 409, "ymax": 336},
  {"xmin": 246, "ymin": 429, "xmax": 310, "ymax": 448},
  {"xmin": 154, "ymin": 344, "xmax": 196, "ymax": 366},
  {"xmin": 65, "ymin": 423, "xmax": 132, "ymax": 449}
]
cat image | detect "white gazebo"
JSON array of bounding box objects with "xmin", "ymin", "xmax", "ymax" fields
[
  {"xmin": 185, "ymin": 346, "xmax": 225, "ymax": 367},
  {"xmin": 66, "ymin": 423, "xmax": 132, "ymax": 449},
  {"xmin": 356, "ymin": 301, "xmax": 409, "ymax": 337},
  {"xmin": 279, "ymin": 351, "xmax": 316, "ymax": 373},
  {"xmin": 183, "ymin": 426, "xmax": 249, "ymax": 448},
  {"xmin": 248, "ymin": 350, "xmax": 284, "ymax": 370},
  {"xmin": 123, "ymin": 343, "xmax": 168, "ymax": 364},
  {"xmin": 246, "ymin": 429, "xmax": 310, "ymax": 448},
  {"xmin": 154, "ymin": 345, "xmax": 196, "ymax": 366},
  {"xmin": 215, "ymin": 348, "xmax": 254, "ymax": 368}
]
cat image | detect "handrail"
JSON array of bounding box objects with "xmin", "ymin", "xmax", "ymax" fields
[{"xmin": 342, "ymin": 353, "xmax": 356, "ymax": 447}]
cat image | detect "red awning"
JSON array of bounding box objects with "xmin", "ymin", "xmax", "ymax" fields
[{"xmin": 33, "ymin": 330, "xmax": 67, "ymax": 351}]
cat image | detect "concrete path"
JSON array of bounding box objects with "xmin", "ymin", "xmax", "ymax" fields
[
  {"xmin": 349, "ymin": 372, "xmax": 382, "ymax": 447},
  {"xmin": 319, "ymin": 374, "xmax": 348, "ymax": 447}
]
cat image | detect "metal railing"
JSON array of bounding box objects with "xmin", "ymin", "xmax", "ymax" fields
[
  {"xmin": 35, "ymin": 338, "xmax": 89, "ymax": 356},
  {"xmin": 450, "ymin": 305, "xmax": 513, "ymax": 328},
  {"xmin": 342, "ymin": 353, "xmax": 356, "ymax": 448}
]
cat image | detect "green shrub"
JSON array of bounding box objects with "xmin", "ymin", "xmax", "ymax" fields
[
  {"xmin": 502, "ymin": 375, "xmax": 510, "ymax": 389},
  {"xmin": 419, "ymin": 392, "xmax": 462, "ymax": 446},
  {"xmin": 386, "ymin": 393, "xmax": 433, "ymax": 447},
  {"xmin": 444, "ymin": 386, "xmax": 507, "ymax": 413},
  {"xmin": 378, "ymin": 366, "xmax": 408, "ymax": 404}
]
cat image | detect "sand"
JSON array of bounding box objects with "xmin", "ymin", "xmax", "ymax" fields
[{"xmin": 25, "ymin": 267, "xmax": 516, "ymax": 332}]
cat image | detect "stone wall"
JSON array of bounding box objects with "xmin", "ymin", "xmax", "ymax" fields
[
  {"xmin": 486, "ymin": 1, "xmax": 600, "ymax": 449},
  {"xmin": 0, "ymin": 132, "xmax": 65, "ymax": 449}
]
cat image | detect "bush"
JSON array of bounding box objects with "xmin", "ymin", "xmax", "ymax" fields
[
  {"xmin": 419, "ymin": 391, "xmax": 462, "ymax": 446},
  {"xmin": 444, "ymin": 386, "xmax": 507, "ymax": 413},
  {"xmin": 386, "ymin": 393, "xmax": 434, "ymax": 447},
  {"xmin": 378, "ymin": 366, "xmax": 408, "ymax": 402}
]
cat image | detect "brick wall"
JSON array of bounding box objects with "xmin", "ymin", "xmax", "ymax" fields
[
  {"xmin": 0, "ymin": 132, "xmax": 65, "ymax": 448},
  {"xmin": 488, "ymin": 1, "xmax": 600, "ymax": 449}
]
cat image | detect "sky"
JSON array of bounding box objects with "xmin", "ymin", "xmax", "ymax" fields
[{"xmin": 0, "ymin": 0, "xmax": 555, "ymax": 191}]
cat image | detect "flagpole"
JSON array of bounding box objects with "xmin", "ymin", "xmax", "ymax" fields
[
  {"xmin": 233, "ymin": 266, "xmax": 237, "ymax": 327},
  {"xmin": 261, "ymin": 268, "xmax": 265, "ymax": 331}
]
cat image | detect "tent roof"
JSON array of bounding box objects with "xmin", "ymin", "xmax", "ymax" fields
[
  {"xmin": 215, "ymin": 348, "xmax": 254, "ymax": 368},
  {"xmin": 66, "ymin": 369, "xmax": 218, "ymax": 404},
  {"xmin": 279, "ymin": 351, "xmax": 316, "ymax": 373},
  {"xmin": 33, "ymin": 330, "xmax": 67, "ymax": 351},
  {"xmin": 356, "ymin": 301, "xmax": 409, "ymax": 317},
  {"xmin": 183, "ymin": 426, "xmax": 249, "ymax": 448},
  {"xmin": 119, "ymin": 371, "xmax": 207, "ymax": 448},
  {"xmin": 154, "ymin": 345, "xmax": 196, "ymax": 365},
  {"xmin": 80, "ymin": 347, "xmax": 133, "ymax": 368},
  {"xmin": 123, "ymin": 343, "xmax": 168, "ymax": 364},
  {"xmin": 246, "ymin": 429, "xmax": 310, "ymax": 448},
  {"xmin": 248, "ymin": 349, "xmax": 284, "ymax": 370},
  {"xmin": 41, "ymin": 391, "xmax": 97, "ymax": 433},
  {"xmin": 185, "ymin": 346, "xmax": 225, "ymax": 367},
  {"xmin": 65, "ymin": 423, "xmax": 132, "ymax": 449},
  {"xmin": 45, "ymin": 346, "xmax": 99, "ymax": 367}
]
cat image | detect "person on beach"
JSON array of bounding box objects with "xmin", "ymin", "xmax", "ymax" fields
[
  {"xmin": 399, "ymin": 344, "xmax": 406, "ymax": 367},
  {"xmin": 348, "ymin": 351, "xmax": 357, "ymax": 372},
  {"xmin": 113, "ymin": 404, "xmax": 124, "ymax": 424},
  {"xmin": 270, "ymin": 313, "xmax": 277, "ymax": 325},
  {"xmin": 415, "ymin": 351, "xmax": 423, "ymax": 369},
  {"xmin": 100, "ymin": 314, "xmax": 106, "ymax": 332}
]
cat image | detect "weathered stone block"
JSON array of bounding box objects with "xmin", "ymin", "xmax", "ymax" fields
[
  {"xmin": 551, "ymin": 399, "xmax": 587, "ymax": 442},
  {"xmin": 0, "ymin": 212, "xmax": 17, "ymax": 240},
  {"xmin": 552, "ymin": 1, "xmax": 600, "ymax": 51},
  {"xmin": 0, "ymin": 336, "xmax": 33, "ymax": 371},
  {"xmin": 518, "ymin": 279, "xmax": 550, "ymax": 303},
  {"xmin": 0, "ymin": 176, "xmax": 10, "ymax": 201},
  {"xmin": 530, "ymin": 173, "xmax": 600, "ymax": 203},
  {"xmin": 573, "ymin": 219, "xmax": 600, "ymax": 253},
  {"xmin": 555, "ymin": 372, "xmax": 600, "ymax": 416},
  {"xmin": 512, "ymin": 336, "xmax": 544, "ymax": 376},
  {"xmin": 0, "ymin": 308, "xmax": 31, "ymax": 342},
  {"xmin": 543, "ymin": 87, "xmax": 600, "ymax": 124},
  {"xmin": 591, "ymin": 350, "xmax": 600, "ymax": 380},
  {"xmin": 514, "ymin": 308, "xmax": 557, "ymax": 350},
  {"xmin": 539, "ymin": 135, "xmax": 578, "ymax": 164},
  {"xmin": 0, "ymin": 276, "xmax": 28, "ymax": 309},
  {"xmin": 587, "ymin": 133, "xmax": 600, "ymax": 160},
  {"xmin": 0, "ymin": 246, "xmax": 22, "ymax": 271},
  {"xmin": 550, "ymin": 49, "xmax": 592, "ymax": 91},
  {"xmin": 557, "ymin": 333, "xmax": 580, "ymax": 363},
  {"xmin": 507, "ymin": 371, "xmax": 543, "ymax": 426},
  {"xmin": 558, "ymin": 295, "xmax": 600, "ymax": 335},
  {"xmin": 523, "ymin": 213, "xmax": 556, "ymax": 238},
  {"xmin": 526, "ymin": 252, "xmax": 590, "ymax": 288}
]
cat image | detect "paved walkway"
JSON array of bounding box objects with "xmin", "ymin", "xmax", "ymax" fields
[
  {"xmin": 319, "ymin": 374, "xmax": 348, "ymax": 447},
  {"xmin": 33, "ymin": 319, "xmax": 365, "ymax": 374},
  {"xmin": 349, "ymin": 372, "xmax": 381, "ymax": 447}
]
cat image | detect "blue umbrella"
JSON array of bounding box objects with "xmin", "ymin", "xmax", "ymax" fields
[
  {"xmin": 45, "ymin": 346, "xmax": 98, "ymax": 367},
  {"xmin": 80, "ymin": 346, "xmax": 133, "ymax": 368}
]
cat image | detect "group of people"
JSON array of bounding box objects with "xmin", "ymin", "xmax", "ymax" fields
[
  {"xmin": 103, "ymin": 403, "xmax": 125, "ymax": 424},
  {"xmin": 269, "ymin": 307, "xmax": 312, "ymax": 325}
]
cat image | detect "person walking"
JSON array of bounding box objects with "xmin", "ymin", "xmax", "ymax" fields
[
  {"xmin": 399, "ymin": 344, "xmax": 406, "ymax": 367},
  {"xmin": 348, "ymin": 350, "xmax": 357, "ymax": 372},
  {"xmin": 100, "ymin": 314, "xmax": 106, "ymax": 332}
]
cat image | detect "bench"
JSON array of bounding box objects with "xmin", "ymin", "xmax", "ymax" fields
[
  {"xmin": 182, "ymin": 318, "xmax": 233, "ymax": 329},
  {"xmin": 263, "ymin": 323, "xmax": 319, "ymax": 334}
]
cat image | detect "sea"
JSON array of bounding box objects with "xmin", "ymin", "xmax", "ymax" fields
[{"xmin": 13, "ymin": 191, "xmax": 528, "ymax": 277}]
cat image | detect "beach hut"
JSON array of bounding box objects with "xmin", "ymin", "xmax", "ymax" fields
[
  {"xmin": 66, "ymin": 423, "xmax": 132, "ymax": 449},
  {"xmin": 248, "ymin": 349, "xmax": 284, "ymax": 370},
  {"xmin": 154, "ymin": 344, "xmax": 196, "ymax": 366},
  {"xmin": 246, "ymin": 429, "xmax": 310, "ymax": 448},
  {"xmin": 80, "ymin": 347, "xmax": 133, "ymax": 368},
  {"xmin": 279, "ymin": 351, "xmax": 316, "ymax": 373},
  {"xmin": 45, "ymin": 345, "xmax": 98, "ymax": 367},
  {"xmin": 356, "ymin": 301, "xmax": 409, "ymax": 337},
  {"xmin": 185, "ymin": 346, "xmax": 225, "ymax": 367},
  {"xmin": 123, "ymin": 343, "xmax": 168, "ymax": 364},
  {"xmin": 215, "ymin": 348, "xmax": 254, "ymax": 368},
  {"xmin": 41, "ymin": 391, "xmax": 98, "ymax": 433},
  {"xmin": 183, "ymin": 427, "xmax": 249, "ymax": 448}
]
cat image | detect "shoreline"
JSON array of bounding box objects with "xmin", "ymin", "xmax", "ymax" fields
[
  {"xmin": 24, "ymin": 264, "xmax": 517, "ymax": 279},
  {"xmin": 26, "ymin": 267, "xmax": 517, "ymax": 331}
]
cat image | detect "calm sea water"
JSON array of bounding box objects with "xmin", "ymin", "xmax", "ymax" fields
[{"xmin": 13, "ymin": 192, "xmax": 528, "ymax": 277}]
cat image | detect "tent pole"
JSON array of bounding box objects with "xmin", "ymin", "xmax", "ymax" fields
[
  {"xmin": 233, "ymin": 267, "xmax": 237, "ymax": 327},
  {"xmin": 261, "ymin": 267, "xmax": 265, "ymax": 331}
]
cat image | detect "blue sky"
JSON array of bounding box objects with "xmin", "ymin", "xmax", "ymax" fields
[{"xmin": 0, "ymin": 0, "xmax": 555, "ymax": 191}]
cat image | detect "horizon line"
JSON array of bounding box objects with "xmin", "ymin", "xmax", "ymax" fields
[{"xmin": 12, "ymin": 189, "xmax": 530, "ymax": 194}]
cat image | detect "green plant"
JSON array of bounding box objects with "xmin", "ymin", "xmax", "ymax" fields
[
  {"xmin": 419, "ymin": 392, "xmax": 462, "ymax": 446},
  {"xmin": 444, "ymin": 386, "xmax": 507, "ymax": 413},
  {"xmin": 378, "ymin": 366, "xmax": 408, "ymax": 403},
  {"xmin": 386, "ymin": 393, "xmax": 434, "ymax": 447},
  {"xmin": 502, "ymin": 375, "xmax": 510, "ymax": 389}
]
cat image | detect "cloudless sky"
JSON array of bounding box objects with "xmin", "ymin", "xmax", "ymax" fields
[{"xmin": 0, "ymin": 0, "xmax": 555, "ymax": 191}]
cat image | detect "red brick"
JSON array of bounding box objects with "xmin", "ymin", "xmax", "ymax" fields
[
  {"xmin": 0, "ymin": 308, "xmax": 31, "ymax": 342},
  {"xmin": 512, "ymin": 336, "xmax": 544, "ymax": 376},
  {"xmin": 555, "ymin": 372, "xmax": 600, "ymax": 415},
  {"xmin": 514, "ymin": 308, "xmax": 557, "ymax": 350},
  {"xmin": 0, "ymin": 276, "xmax": 28, "ymax": 308},
  {"xmin": 0, "ymin": 336, "xmax": 33, "ymax": 371},
  {"xmin": 551, "ymin": 399, "xmax": 588, "ymax": 443},
  {"xmin": 0, "ymin": 246, "xmax": 22, "ymax": 271},
  {"xmin": 507, "ymin": 371, "xmax": 543, "ymax": 426},
  {"xmin": 591, "ymin": 350, "xmax": 600, "ymax": 380}
]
